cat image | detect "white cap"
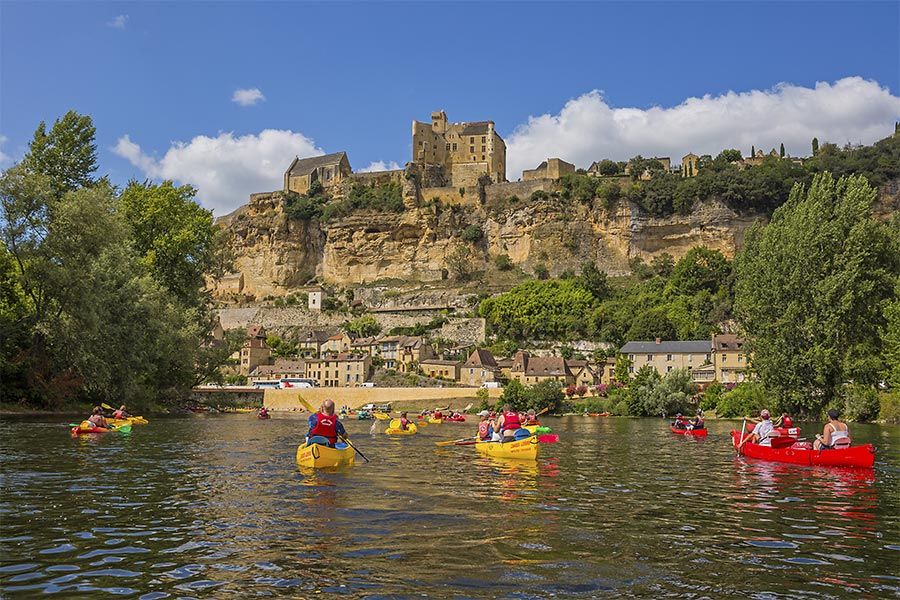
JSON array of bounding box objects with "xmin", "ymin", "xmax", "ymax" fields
[{"xmin": 477, "ymin": 410, "xmax": 490, "ymax": 417}]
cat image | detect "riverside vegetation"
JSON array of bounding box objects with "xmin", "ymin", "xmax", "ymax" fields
[
  {"xmin": 1, "ymin": 111, "xmax": 238, "ymax": 410},
  {"xmin": 2, "ymin": 112, "xmax": 898, "ymax": 422}
]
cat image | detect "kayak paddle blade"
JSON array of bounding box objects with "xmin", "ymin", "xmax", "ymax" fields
[{"xmin": 538, "ymin": 434, "xmax": 559, "ymax": 444}]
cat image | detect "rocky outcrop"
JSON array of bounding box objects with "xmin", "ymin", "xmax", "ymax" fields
[{"xmin": 215, "ymin": 188, "xmax": 761, "ymax": 299}]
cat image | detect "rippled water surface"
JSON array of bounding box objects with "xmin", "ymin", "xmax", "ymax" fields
[{"xmin": 1, "ymin": 414, "xmax": 899, "ymax": 598}]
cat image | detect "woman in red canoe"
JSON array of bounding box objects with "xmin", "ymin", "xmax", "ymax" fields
[{"xmin": 814, "ymin": 409, "xmax": 851, "ymax": 450}]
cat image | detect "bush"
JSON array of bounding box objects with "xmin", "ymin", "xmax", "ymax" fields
[
  {"xmin": 878, "ymin": 391, "xmax": 900, "ymax": 424},
  {"xmin": 841, "ymin": 384, "xmax": 880, "ymax": 422},
  {"xmin": 534, "ymin": 264, "xmax": 549, "ymax": 280},
  {"xmin": 461, "ymin": 224, "xmax": 483, "ymax": 243},
  {"xmin": 700, "ymin": 381, "xmax": 725, "ymax": 411},
  {"xmin": 715, "ymin": 382, "xmax": 769, "ymax": 418},
  {"xmin": 495, "ymin": 254, "xmax": 514, "ymax": 271}
]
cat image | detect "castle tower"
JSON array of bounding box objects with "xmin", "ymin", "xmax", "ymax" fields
[{"xmin": 431, "ymin": 110, "xmax": 448, "ymax": 134}]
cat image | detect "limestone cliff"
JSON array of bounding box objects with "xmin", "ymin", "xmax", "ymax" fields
[{"xmin": 214, "ymin": 189, "xmax": 760, "ymax": 299}]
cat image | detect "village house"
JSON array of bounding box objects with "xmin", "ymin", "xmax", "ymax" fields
[
  {"xmin": 509, "ymin": 351, "xmax": 575, "ymax": 386},
  {"xmin": 296, "ymin": 330, "xmax": 333, "ymax": 357},
  {"xmin": 712, "ymin": 333, "xmax": 749, "ymax": 384},
  {"xmin": 495, "ymin": 357, "xmax": 514, "ymax": 380},
  {"xmin": 321, "ymin": 332, "xmax": 352, "ymax": 355},
  {"xmin": 681, "ymin": 153, "xmax": 699, "ymax": 177},
  {"xmin": 419, "ymin": 359, "xmax": 461, "ymax": 381},
  {"xmin": 619, "ymin": 335, "xmax": 752, "ymax": 385},
  {"xmin": 567, "ymin": 360, "xmax": 599, "ymax": 388},
  {"xmin": 350, "ymin": 336, "xmax": 380, "ymax": 355},
  {"xmin": 308, "ymin": 289, "xmax": 326, "ymax": 312},
  {"xmin": 238, "ymin": 325, "xmax": 271, "ymax": 376},
  {"xmin": 247, "ymin": 359, "xmax": 307, "ymax": 384},
  {"xmin": 599, "ymin": 357, "xmax": 617, "ymax": 385},
  {"xmin": 412, "ymin": 110, "xmax": 507, "ymax": 186},
  {"xmin": 460, "ymin": 349, "xmax": 500, "ymax": 386},
  {"xmin": 304, "ymin": 353, "xmax": 372, "ymax": 387},
  {"xmin": 522, "ymin": 158, "xmax": 575, "ymax": 181},
  {"xmin": 283, "ymin": 152, "xmax": 352, "ymax": 195},
  {"xmin": 619, "ymin": 339, "xmax": 712, "ymax": 378},
  {"xmin": 369, "ymin": 335, "xmax": 433, "ymax": 372}
]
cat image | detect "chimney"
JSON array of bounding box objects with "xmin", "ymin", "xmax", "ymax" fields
[{"xmin": 655, "ymin": 338, "xmax": 662, "ymax": 344}]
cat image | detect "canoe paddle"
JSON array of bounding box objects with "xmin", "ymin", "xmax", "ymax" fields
[
  {"xmin": 435, "ymin": 437, "xmax": 475, "ymax": 447},
  {"xmin": 537, "ymin": 434, "xmax": 559, "ymax": 444},
  {"xmin": 735, "ymin": 418, "xmax": 750, "ymax": 452},
  {"xmin": 339, "ymin": 435, "xmax": 369, "ymax": 463}
]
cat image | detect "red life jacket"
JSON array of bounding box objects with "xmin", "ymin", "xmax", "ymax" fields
[
  {"xmin": 782, "ymin": 416, "xmax": 793, "ymax": 427},
  {"xmin": 434, "ymin": 411, "xmax": 443, "ymax": 419},
  {"xmin": 311, "ymin": 412, "xmax": 338, "ymax": 444},
  {"xmin": 113, "ymin": 410, "xmax": 125, "ymax": 419},
  {"xmin": 478, "ymin": 421, "xmax": 491, "ymax": 440},
  {"xmin": 502, "ymin": 411, "xmax": 521, "ymax": 431},
  {"xmin": 400, "ymin": 418, "xmax": 409, "ymax": 430}
]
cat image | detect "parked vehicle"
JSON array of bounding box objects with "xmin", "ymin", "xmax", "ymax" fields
[
  {"xmin": 279, "ymin": 378, "xmax": 316, "ymax": 389},
  {"xmin": 481, "ymin": 382, "xmax": 502, "ymax": 389},
  {"xmin": 253, "ymin": 380, "xmax": 282, "ymax": 389}
]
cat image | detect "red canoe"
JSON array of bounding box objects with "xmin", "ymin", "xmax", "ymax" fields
[
  {"xmin": 731, "ymin": 431, "xmax": 874, "ymax": 468},
  {"xmin": 444, "ymin": 416, "xmax": 466, "ymax": 422},
  {"xmin": 670, "ymin": 426, "xmax": 708, "ymax": 437}
]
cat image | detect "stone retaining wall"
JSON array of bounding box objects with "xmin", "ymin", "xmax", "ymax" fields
[{"xmin": 264, "ymin": 386, "xmax": 500, "ymax": 411}]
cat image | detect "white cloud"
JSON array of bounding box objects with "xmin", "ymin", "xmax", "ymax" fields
[
  {"xmin": 0, "ymin": 135, "xmax": 10, "ymax": 168},
  {"xmin": 506, "ymin": 77, "xmax": 900, "ymax": 179},
  {"xmin": 232, "ymin": 88, "xmax": 265, "ymax": 107},
  {"xmin": 113, "ymin": 129, "xmax": 322, "ymax": 215},
  {"xmin": 107, "ymin": 15, "xmax": 128, "ymax": 29},
  {"xmin": 358, "ymin": 160, "xmax": 403, "ymax": 172}
]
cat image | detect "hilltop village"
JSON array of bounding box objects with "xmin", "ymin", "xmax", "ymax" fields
[{"xmin": 207, "ymin": 109, "xmax": 820, "ymax": 395}]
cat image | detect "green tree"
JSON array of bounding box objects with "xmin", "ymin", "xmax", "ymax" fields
[
  {"xmin": 717, "ymin": 149, "xmax": 743, "ymax": 163},
  {"xmin": 119, "ymin": 180, "xmax": 218, "ymax": 304},
  {"xmin": 344, "ymin": 315, "xmax": 381, "ymax": 338},
  {"xmin": 596, "ymin": 159, "xmax": 619, "ymax": 176},
  {"xmin": 533, "ymin": 263, "xmax": 549, "ymax": 280},
  {"xmin": 479, "ymin": 279, "xmax": 596, "ymax": 340},
  {"xmin": 494, "ymin": 253, "xmax": 514, "ymax": 271},
  {"xmin": 751, "ymin": 145, "xmax": 756, "ymax": 157},
  {"xmin": 579, "ymin": 262, "xmax": 611, "ymax": 300},
  {"xmin": 667, "ymin": 247, "xmax": 731, "ymax": 296},
  {"xmin": 498, "ymin": 379, "xmax": 529, "ymax": 411},
  {"xmin": 630, "ymin": 367, "xmax": 695, "ymax": 416},
  {"xmin": 22, "ymin": 111, "xmax": 98, "ymax": 197},
  {"xmin": 811, "ymin": 138, "xmax": 819, "ymax": 156},
  {"xmin": 734, "ymin": 173, "xmax": 899, "ymax": 414},
  {"xmin": 614, "ymin": 353, "xmax": 632, "ymax": 382},
  {"xmin": 445, "ymin": 244, "xmax": 476, "ymax": 281},
  {"xmin": 461, "ymin": 224, "xmax": 483, "ymax": 243},
  {"xmin": 650, "ymin": 253, "xmax": 675, "ymax": 278},
  {"xmin": 780, "ymin": 143, "xmax": 786, "ymax": 158}
]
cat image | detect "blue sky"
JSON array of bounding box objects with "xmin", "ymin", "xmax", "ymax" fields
[{"xmin": 2, "ymin": 1, "xmax": 899, "ymax": 214}]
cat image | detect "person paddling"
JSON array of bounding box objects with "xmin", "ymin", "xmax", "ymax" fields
[
  {"xmin": 258, "ymin": 406, "xmax": 269, "ymax": 419},
  {"xmin": 498, "ymin": 404, "xmax": 522, "ymax": 441},
  {"xmin": 775, "ymin": 413, "xmax": 793, "ymax": 428},
  {"xmin": 87, "ymin": 407, "xmax": 109, "ymax": 429},
  {"xmin": 113, "ymin": 405, "xmax": 129, "ymax": 419},
  {"xmin": 672, "ymin": 413, "xmax": 688, "ymax": 430},
  {"xmin": 814, "ymin": 409, "xmax": 851, "ymax": 450},
  {"xmin": 690, "ymin": 412, "xmax": 705, "ymax": 430},
  {"xmin": 399, "ymin": 411, "xmax": 411, "ymax": 431},
  {"xmin": 307, "ymin": 400, "xmax": 346, "ymax": 447},
  {"xmin": 476, "ymin": 410, "xmax": 493, "ymax": 441},
  {"xmin": 523, "ymin": 409, "xmax": 540, "ymax": 426},
  {"xmin": 739, "ymin": 409, "xmax": 775, "ymax": 449}
]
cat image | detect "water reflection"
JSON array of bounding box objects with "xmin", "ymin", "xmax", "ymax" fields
[{"xmin": 0, "ymin": 415, "xmax": 897, "ymax": 597}]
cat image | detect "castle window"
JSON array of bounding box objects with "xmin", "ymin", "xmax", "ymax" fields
[
  {"xmin": 452, "ymin": 143, "xmax": 457, "ymax": 151},
  {"xmin": 482, "ymin": 146, "xmax": 486, "ymax": 152},
  {"xmin": 470, "ymin": 137, "xmax": 475, "ymax": 143},
  {"xmin": 482, "ymin": 155, "xmax": 485, "ymax": 160},
  {"xmin": 446, "ymin": 143, "xmax": 450, "ymax": 151},
  {"xmin": 482, "ymin": 136, "xmax": 486, "ymax": 143},
  {"xmin": 470, "ymin": 146, "xmax": 474, "ymax": 153}
]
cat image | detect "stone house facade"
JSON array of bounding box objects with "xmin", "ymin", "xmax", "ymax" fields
[
  {"xmin": 419, "ymin": 359, "xmax": 462, "ymax": 381},
  {"xmin": 284, "ymin": 152, "xmax": 352, "ymax": 195},
  {"xmin": 304, "ymin": 353, "xmax": 372, "ymax": 387},
  {"xmin": 523, "ymin": 158, "xmax": 576, "ymax": 181},
  {"xmin": 460, "ymin": 349, "xmax": 500, "ymax": 386},
  {"xmin": 712, "ymin": 333, "xmax": 749, "ymax": 383}
]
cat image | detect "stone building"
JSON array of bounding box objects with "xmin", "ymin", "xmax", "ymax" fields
[
  {"xmin": 682, "ymin": 153, "xmax": 699, "ymax": 178},
  {"xmin": 284, "ymin": 152, "xmax": 352, "ymax": 195},
  {"xmin": 308, "ymin": 289, "xmax": 326, "ymax": 312},
  {"xmin": 304, "ymin": 353, "xmax": 372, "ymax": 387},
  {"xmin": 248, "ymin": 359, "xmax": 307, "ymax": 384},
  {"xmin": 712, "ymin": 333, "xmax": 749, "ymax": 384},
  {"xmin": 238, "ymin": 325, "xmax": 271, "ymax": 376},
  {"xmin": 419, "ymin": 359, "xmax": 462, "ymax": 381},
  {"xmin": 412, "ymin": 110, "xmax": 506, "ymax": 186},
  {"xmin": 522, "ymin": 158, "xmax": 575, "ymax": 181},
  {"xmin": 625, "ymin": 156, "xmax": 672, "ymax": 180},
  {"xmin": 619, "ymin": 339, "xmax": 712, "ymax": 377},
  {"xmin": 509, "ymin": 351, "xmax": 574, "ymax": 386},
  {"xmin": 567, "ymin": 360, "xmax": 598, "ymax": 388},
  {"xmin": 460, "ymin": 348, "xmax": 500, "ymax": 386}
]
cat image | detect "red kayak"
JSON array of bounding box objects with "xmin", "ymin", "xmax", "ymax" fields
[
  {"xmin": 444, "ymin": 416, "xmax": 466, "ymax": 422},
  {"xmin": 731, "ymin": 431, "xmax": 874, "ymax": 468},
  {"xmin": 670, "ymin": 426, "xmax": 708, "ymax": 437},
  {"xmin": 71, "ymin": 425, "xmax": 111, "ymax": 436}
]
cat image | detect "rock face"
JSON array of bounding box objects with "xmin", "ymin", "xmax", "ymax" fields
[{"xmin": 215, "ymin": 189, "xmax": 760, "ymax": 299}]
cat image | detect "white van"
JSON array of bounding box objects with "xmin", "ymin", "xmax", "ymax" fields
[{"xmin": 481, "ymin": 382, "xmax": 502, "ymax": 389}]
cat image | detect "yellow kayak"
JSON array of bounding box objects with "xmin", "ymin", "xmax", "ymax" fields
[
  {"xmin": 373, "ymin": 412, "xmax": 391, "ymax": 421},
  {"xmin": 108, "ymin": 415, "xmax": 149, "ymax": 426},
  {"xmin": 296, "ymin": 441, "xmax": 355, "ymax": 468},
  {"xmin": 385, "ymin": 419, "xmax": 418, "ymax": 435},
  {"xmin": 428, "ymin": 417, "xmax": 443, "ymax": 424},
  {"xmin": 475, "ymin": 437, "xmax": 539, "ymax": 460}
]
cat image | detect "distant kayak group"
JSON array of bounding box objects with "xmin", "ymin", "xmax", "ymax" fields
[{"xmin": 70, "ymin": 404, "xmax": 149, "ymax": 436}]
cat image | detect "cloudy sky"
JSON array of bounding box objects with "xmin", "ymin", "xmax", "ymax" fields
[{"xmin": 2, "ymin": 1, "xmax": 898, "ymax": 215}]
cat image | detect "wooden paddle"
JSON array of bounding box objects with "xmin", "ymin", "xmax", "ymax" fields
[
  {"xmin": 735, "ymin": 418, "xmax": 750, "ymax": 452},
  {"xmin": 435, "ymin": 437, "xmax": 475, "ymax": 447},
  {"xmin": 339, "ymin": 434, "xmax": 369, "ymax": 463}
]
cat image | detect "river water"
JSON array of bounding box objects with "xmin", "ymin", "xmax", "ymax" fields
[{"xmin": 1, "ymin": 415, "xmax": 898, "ymax": 598}]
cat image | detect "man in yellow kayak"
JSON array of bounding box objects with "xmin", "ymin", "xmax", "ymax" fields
[
  {"xmin": 307, "ymin": 400, "xmax": 347, "ymax": 447},
  {"xmin": 498, "ymin": 404, "xmax": 522, "ymax": 441}
]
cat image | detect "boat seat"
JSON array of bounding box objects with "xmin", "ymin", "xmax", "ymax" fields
[{"xmin": 832, "ymin": 438, "xmax": 851, "ymax": 449}]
